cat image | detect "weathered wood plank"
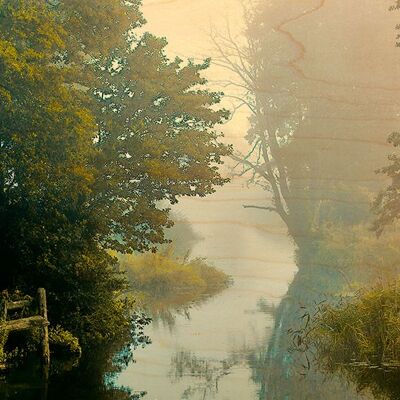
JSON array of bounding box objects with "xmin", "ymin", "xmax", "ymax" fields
[
  {"xmin": 38, "ymin": 288, "xmax": 50, "ymax": 366},
  {"xmin": 2, "ymin": 300, "xmax": 6, "ymax": 321},
  {"xmin": 6, "ymin": 300, "xmax": 31, "ymax": 311},
  {"xmin": 1, "ymin": 288, "xmax": 50, "ymax": 369},
  {"xmin": 4, "ymin": 316, "xmax": 46, "ymax": 332}
]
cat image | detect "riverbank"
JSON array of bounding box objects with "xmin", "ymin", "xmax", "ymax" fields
[{"xmin": 116, "ymin": 249, "xmax": 231, "ymax": 317}]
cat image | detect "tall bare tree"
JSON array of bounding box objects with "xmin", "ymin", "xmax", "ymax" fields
[
  {"xmin": 212, "ymin": 2, "xmax": 374, "ymax": 248},
  {"xmin": 211, "ymin": 4, "xmax": 312, "ymax": 247}
]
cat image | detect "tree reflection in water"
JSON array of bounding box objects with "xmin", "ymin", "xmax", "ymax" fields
[
  {"xmin": 0, "ymin": 313, "xmax": 151, "ymax": 400},
  {"xmin": 169, "ymin": 349, "xmax": 255, "ymax": 399},
  {"xmin": 327, "ymin": 364, "xmax": 400, "ymax": 400},
  {"xmin": 247, "ymin": 266, "xmax": 372, "ymax": 400},
  {"xmin": 0, "ymin": 351, "xmax": 147, "ymax": 400}
]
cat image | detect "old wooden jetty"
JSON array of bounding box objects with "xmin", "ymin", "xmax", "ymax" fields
[{"xmin": 1, "ymin": 288, "xmax": 50, "ymax": 366}]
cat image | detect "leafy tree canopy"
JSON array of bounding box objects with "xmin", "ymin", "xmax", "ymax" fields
[{"xmin": 0, "ymin": 0, "xmax": 230, "ymax": 347}]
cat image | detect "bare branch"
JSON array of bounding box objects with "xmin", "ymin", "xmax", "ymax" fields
[
  {"xmin": 210, "ymin": 33, "xmax": 253, "ymax": 87},
  {"xmin": 243, "ymin": 204, "xmax": 277, "ymax": 212},
  {"xmin": 224, "ymin": 94, "xmax": 256, "ymax": 114}
]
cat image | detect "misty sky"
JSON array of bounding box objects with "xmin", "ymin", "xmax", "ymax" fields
[{"xmin": 141, "ymin": 0, "xmax": 400, "ymax": 164}]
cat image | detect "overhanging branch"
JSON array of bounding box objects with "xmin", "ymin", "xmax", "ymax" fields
[{"xmin": 243, "ymin": 204, "xmax": 277, "ymax": 212}]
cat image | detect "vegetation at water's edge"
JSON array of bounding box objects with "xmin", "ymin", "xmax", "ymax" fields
[
  {"xmin": 222, "ymin": 2, "xmax": 400, "ymax": 397},
  {"xmin": 289, "ymin": 284, "xmax": 400, "ymax": 399},
  {"xmin": 0, "ymin": 0, "xmax": 230, "ymax": 378},
  {"xmin": 115, "ymin": 248, "xmax": 231, "ymax": 315}
]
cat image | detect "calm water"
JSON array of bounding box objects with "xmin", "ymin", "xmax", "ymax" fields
[
  {"xmin": 116, "ymin": 181, "xmax": 297, "ymax": 399},
  {"xmin": 3, "ymin": 1, "xmax": 400, "ymax": 398},
  {"xmin": 117, "ymin": 1, "xmax": 400, "ymax": 397},
  {"xmin": 0, "ymin": 182, "xmax": 367, "ymax": 400}
]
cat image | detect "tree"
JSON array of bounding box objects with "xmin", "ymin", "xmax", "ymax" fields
[
  {"xmin": 0, "ymin": 0, "xmax": 230, "ymax": 348},
  {"xmin": 212, "ymin": 5, "xmax": 312, "ymax": 246},
  {"xmin": 0, "ymin": 0, "xmax": 131, "ymax": 346},
  {"xmin": 372, "ymin": 2, "xmax": 400, "ymax": 235},
  {"xmin": 373, "ymin": 132, "xmax": 400, "ymax": 235},
  {"xmin": 91, "ymin": 34, "xmax": 230, "ymax": 253},
  {"xmin": 213, "ymin": 2, "xmax": 375, "ymax": 248},
  {"xmin": 53, "ymin": 0, "xmax": 231, "ymax": 253},
  {"xmin": 0, "ymin": 0, "xmax": 96, "ymax": 287},
  {"xmin": 212, "ymin": 7, "xmax": 325, "ymax": 247}
]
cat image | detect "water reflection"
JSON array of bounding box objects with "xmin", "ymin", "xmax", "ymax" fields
[
  {"xmin": 169, "ymin": 351, "xmax": 236, "ymax": 399},
  {"xmin": 255, "ymin": 298, "xmax": 276, "ymax": 316},
  {"xmin": 0, "ymin": 312, "xmax": 151, "ymax": 400},
  {"xmin": 0, "ymin": 347, "xmax": 149, "ymax": 400},
  {"xmin": 328, "ymin": 365, "xmax": 400, "ymax": 400},
  {"xmin": 148, "ymin": 290, "xmax": 230, "ymax": 333},
  {"xmin": 252, "ymin": 265, "xmax": 371, "ymax": 400},
  {"xmin": 286, "ymin": 284, "xmax": 400, "ymax": 400},
  {"xmin": 0, "ymin": 354, "xmax": 146, "ymax": 400},
  {"xmin": 1, "ymin": 271, "xmax": 388, "ymax": 400}
]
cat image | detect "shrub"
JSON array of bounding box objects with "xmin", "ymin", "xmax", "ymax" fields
[{"xmin": 49, "ymin": 326, "xmax": 82, "ymax": 357}]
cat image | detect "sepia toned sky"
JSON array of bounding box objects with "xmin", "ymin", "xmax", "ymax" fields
[
  {"xmin": 142, "ymin": 0, "xmax": 245, "ymax": 58},
  {"xmin": 141, "ymin": 0, "xmax": 400, "ymax": 160},
  {"xmin": 141, "ymin": 0, "xmax": 400, "ymax": 86}
]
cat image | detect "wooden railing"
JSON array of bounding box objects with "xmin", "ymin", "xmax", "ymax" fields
[{"xmin": 1, "ymin": 288, "xmax": 50, "ymax": 366}]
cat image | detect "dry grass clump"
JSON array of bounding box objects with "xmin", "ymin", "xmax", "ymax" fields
[{"xmin": 114, "ymin": 248, "xmax": 231, "ymax": 313}]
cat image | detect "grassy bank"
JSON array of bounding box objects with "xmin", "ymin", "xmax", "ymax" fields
[{"xmin": 114, "ymin": 249, "xmax": 231, "ymax": 315}]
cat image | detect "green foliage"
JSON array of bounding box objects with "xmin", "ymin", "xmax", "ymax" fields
[
  {"xmin": 293, "ymin": 284, "xmax": 400, "ymax": 399},
  {"xmin": 93, "ymin": 38, "xmax": 231, "ymax": 253},
  {"xmin": 373, "ymin": 132, "xmax": 400, "ymax": 235},
  {"xmin": 295, "ymin": 221, "xmax": 400, "ymax": 293},
  {"xmin": 49, "ymin": 326, "xmax": 81, "ymax": 357},
  {"xmin": 50, "ymin": 0, "xmax": 145, "ymax": 56},
  {"xmin": 318, "ymin": 287, "xmax": 400, "ymax": 368},
  {"xmin": 0, "ymin": 0, "xmax": 229, "ymax": 354}
]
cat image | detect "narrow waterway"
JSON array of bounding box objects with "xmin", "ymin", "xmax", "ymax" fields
[{"xmin": 117, "ymin": 182, "xmax": 297, "ymax": 399}]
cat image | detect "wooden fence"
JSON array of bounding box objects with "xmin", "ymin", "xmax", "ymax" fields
[{"xmin": 1, "ymin": 288, "xmax": 50, "ymax": 366}]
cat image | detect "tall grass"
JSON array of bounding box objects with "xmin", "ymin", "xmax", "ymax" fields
[
  {"xmin": 314, "ymin": 285, "xmax": 400, "ymax": 367},
  {"xmin": 114, "ymin": 247, "xmax": 231, "ymax": 315},
  {"xmin": 292, "ymin": 283, "xmax": 400, "ymax": 399}
]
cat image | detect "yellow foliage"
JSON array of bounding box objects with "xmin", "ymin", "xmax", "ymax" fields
[{"xmin": 115, "ymin": 248, "xmax": 230, "ymax": 313}]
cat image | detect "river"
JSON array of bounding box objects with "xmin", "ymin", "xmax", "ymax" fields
[
  {"xmin": 2, "ymin": 1, "xmax": 400, "ymax": 398},
  {"xmin": 113, "ymin": 1, "xmax": 400, "ymax": 398},
  {"xmin": 116, "ymin": 181, "xmax": 297, "ymax": 399}
]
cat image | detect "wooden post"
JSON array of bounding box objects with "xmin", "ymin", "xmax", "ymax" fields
[
  {"xmin": 1, "ymin": 300, "xmax": 6, "ymax": 322},
  {"xmin": 37, "ymin": 288, "xmax": 50, "ymax": 366}
]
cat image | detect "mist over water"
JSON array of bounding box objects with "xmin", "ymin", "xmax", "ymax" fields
[
  {"xmin": 116, "ymin": 1, "xmax": 400, "ymax": 399},
  {"xmin": 2, "ymin": 1, "xmax": 400, "ymax": 399},
  {"xmin": 117, "ymin": 182, "xmax": 297, "ymax": 399}
]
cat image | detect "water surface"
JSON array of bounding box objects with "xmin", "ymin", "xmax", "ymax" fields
[{"xmin": 117, "ymin": 182, "xmax": 297, "ymax": 399}]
